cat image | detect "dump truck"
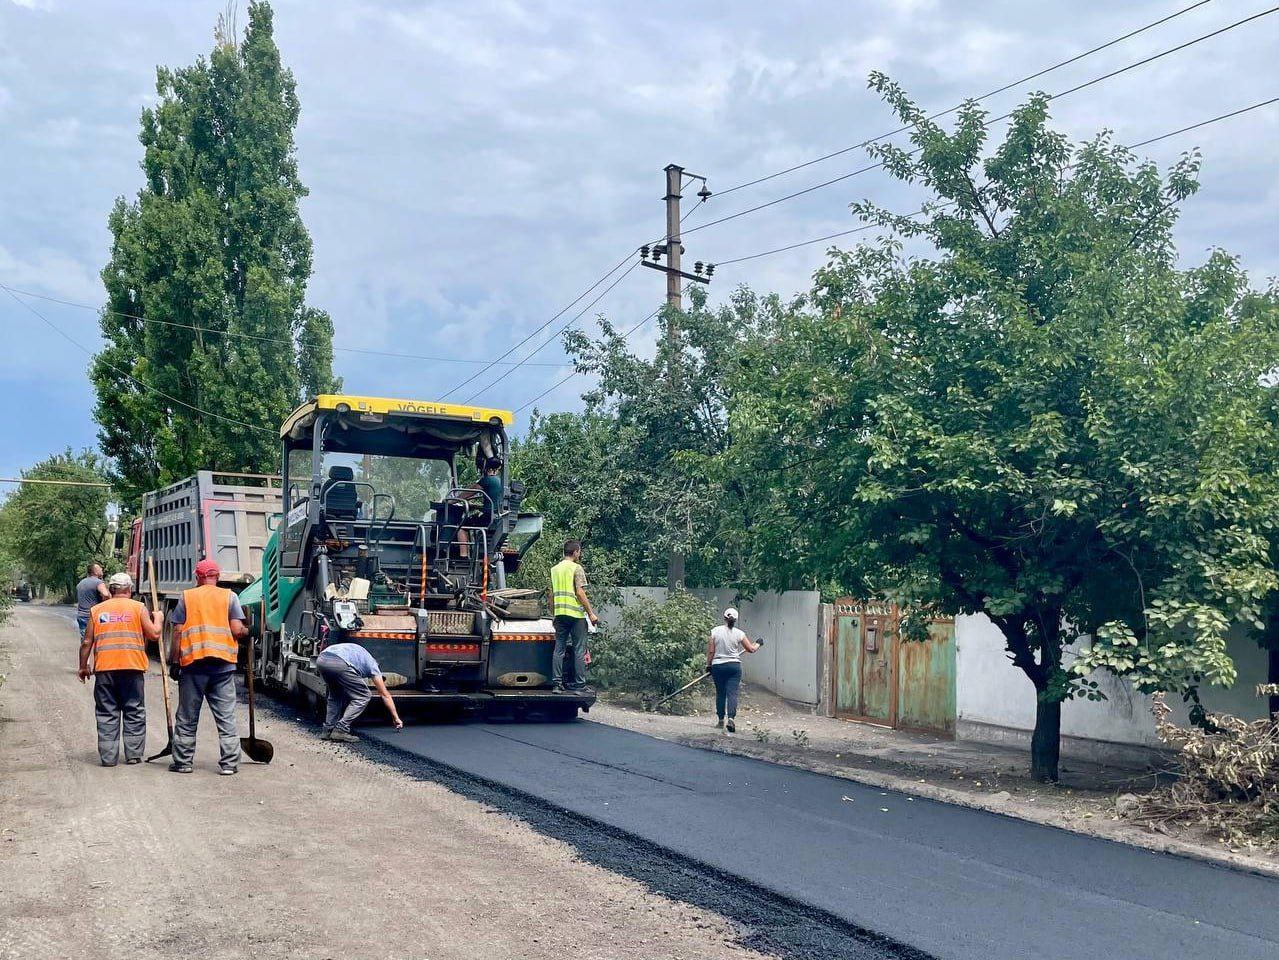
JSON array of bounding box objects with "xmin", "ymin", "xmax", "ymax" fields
[
  {"xmin": 126, "ymin": 471, "xmax": 282, "ymax": 643},
  {"xmin": 247, "ymin": 394, "xmax": 592, "ymax": 720}
]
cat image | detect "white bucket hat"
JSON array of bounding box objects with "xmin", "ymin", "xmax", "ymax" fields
[{"xmin": 723, "ymin": 607, "xmax": 739, "ymax": 621}]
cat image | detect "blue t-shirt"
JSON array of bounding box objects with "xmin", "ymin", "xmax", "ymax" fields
[
  {"xmin": 319, "ymin": 643, "xmax": 382, "ymax": 678},
  {"xmin": 171, "ymin": 591, "xmax": 246, "ymax": 675}
]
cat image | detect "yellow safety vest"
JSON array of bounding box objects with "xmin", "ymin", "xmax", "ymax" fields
[{"xmin": 551, "ymin": 560, "xmax": 585, "ymax": 619}]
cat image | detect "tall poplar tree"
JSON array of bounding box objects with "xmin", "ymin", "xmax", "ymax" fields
[{"xmin": 93, "ymin": 1, "xmax": 338, "ymax": 507}]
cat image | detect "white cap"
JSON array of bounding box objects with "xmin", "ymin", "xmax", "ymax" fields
[
  {"xmin": 107, "ymin": 572, "xmax": 134, "ymax": 590},
  {"xmin": 724, "ymin": 607, "xmax": 739, "ymax": 621}
]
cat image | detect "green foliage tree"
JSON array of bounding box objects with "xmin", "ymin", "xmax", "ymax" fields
[
  {"xmin": 727, "ymin": 80, "xmax": 1279, "ymax": 780},
  {"xmin": 0, "ymin": 451, "xmax": 113, "ymax": 601},
  {"xmin": 537, "ymin": 288, "xmax": 777, "ymax": 588},
  {"xmin": 93, "ymin": 0, "xmax": 338, "ymax": 509},
  {"xmin": 590, "ymin": 590, "xmax": 715, "ymax": 703}
]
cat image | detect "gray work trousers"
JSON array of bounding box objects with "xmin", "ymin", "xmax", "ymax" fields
[
  {"xmin": 94, "ymin": 670, "xmax": 146, "ymax": 765},
  {"xmin": 552, "ymin": 615, "xmax": 589, "ymax": 688},
  {"xmin": 318, "ymin": 655, "xmax": 372, "ymax": 734},
  {"xmin": 173, "ymin": 670, "xmax": 240, "ymax": 770}
]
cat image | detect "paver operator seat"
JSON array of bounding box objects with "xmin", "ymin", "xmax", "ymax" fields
[{"xmin": 322, "ymin": 465, "xmax": 360, "ymax": 520}]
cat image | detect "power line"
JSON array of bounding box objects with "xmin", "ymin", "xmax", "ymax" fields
[
  {"xmin": 437, "ymin": 246, "xmax": 640, "ymax": 399},
  {"xmin": 0, "ymin": 477, "xmax": 111, "ymax": 488},
  {"xmin": 0, "ymin": 284, "xmax": 573, "ymax": 369},
  {"xmin": 717, "ymin": 93, "xmax": 1279, "ymax": 266},
  {"xmin": 513, "ymin": 301, "xmax": 668, "ymax": 414},
  {"xmin": 1, "ymin": 286, "xmax": 276, "ymax": 436},
  {"xmin": 713, "ymin": 0, "xmax": 1216, "ymax": 198},
  {"xmin": 516, "ymin": 93, "xmax": 1279, "ymax": 416},
  {"xmin": 681, "ymin": 4, "xmax": 1279, "ymax": 239},
  {"xmin": 462, "ymin": 260, "xmax": 642, "ymax": 402},
  {"xmin": 512, "ymin": 282, "xmax": 695, "ymax": 413}
]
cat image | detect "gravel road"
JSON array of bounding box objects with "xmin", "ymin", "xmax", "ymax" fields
[{"xmin": 0, "ymin": 606, "xmax": 778, "ymax": 960}]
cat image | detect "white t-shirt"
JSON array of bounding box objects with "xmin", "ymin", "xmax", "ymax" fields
[{"xmin": 711, "ymin": 624, "xmax": 748, "ymax": 664}]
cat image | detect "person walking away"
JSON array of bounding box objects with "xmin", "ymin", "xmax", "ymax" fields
[
  {"xmin": 549, "ymin": 538, "xmax": 598, "ymax": 693},
  {"xmin": 75, "ymin": 563, "xmax": 110, "ymax": 639},
  {"xmin": 706, "ymin": 607, "xmax": 759, "ymax": 733},
  {"xmin": 316, "ymin": 642, "xmax": 403, "ymax": 741},
  {"xmin": 168, "ymin": 559, "xmax": 248, "ymax": 775},
  {"xmin": 78, "ymin": 572, "xmax": 161, "ymax": 766}
]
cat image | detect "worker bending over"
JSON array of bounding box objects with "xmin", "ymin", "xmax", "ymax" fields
[
  {"xmin": 168, "ymin": 559, "xmax": 248, "ymax": 775},
  {"xmin": 316, "ymin": 642, "xmax": 403, "ymax": 741},
  {"xmin": 549, "ymin": 538, "xmax": 598, "ymax": 693},
  {"xmin": 78, "ymin": 572, "xmax": 162, "ymax": 766}
]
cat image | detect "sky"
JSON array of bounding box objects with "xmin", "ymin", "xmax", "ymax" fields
[{"xmin": 1, "ymin": 0, "xmax": 1278, "ymax": 485}]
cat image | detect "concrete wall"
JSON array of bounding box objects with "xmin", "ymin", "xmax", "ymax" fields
[
  {"xmin": 603, "ymin": 587, "xmax": 823, "ymax": 705},
  {"xmin": 955, "ymin": 613, "xmax": 1271, "ymax": 763}
]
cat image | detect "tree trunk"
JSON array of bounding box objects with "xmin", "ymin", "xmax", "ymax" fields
[{"xmin": 1031, "ymin": 698, "xmax": 1062, "ymax": 782}]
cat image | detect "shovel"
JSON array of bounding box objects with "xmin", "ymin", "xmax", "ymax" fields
[
  {"xmin": 240, "ymin": 598, "xmax": 274, "ymax": 764},
  {"xmin": 145, "ymin": 555, "xmax": 176, "ymax": 763}
]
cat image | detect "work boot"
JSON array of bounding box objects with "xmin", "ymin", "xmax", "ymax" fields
[
  {"xmin": 100, "ymin": 760, "xmax": 117, "ymax": 768},
  {"xmin": 726, "ymin": 719, "xmax": 736, "ymax": 734},
  {"xmin": 329, "ymin": 731, "xmax": 360, "ymax": 743},
  {"xmin": 320, "ymin": 729, "xmax": 333, "ymax": 741},
  {"xmin": 715, "ymin": 718, "xmax": 724, "ymax": 729},
  {"xmin": 168, "ymin": 762, "xmax": 193, "ymax": 774},
  {"xmin": 552, "ymin": 683, "xmax": 565, "ymax": 694}
]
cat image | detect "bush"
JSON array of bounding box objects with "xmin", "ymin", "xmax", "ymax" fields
[
  {"xmin": 1122, "ymin": 695, "xmax": 1279, "ymax": 848},
  {"xmin": 592, "ymin": 590, "xmax": 715, "ymax": 707}
]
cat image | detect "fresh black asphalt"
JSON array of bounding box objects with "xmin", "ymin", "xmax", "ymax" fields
[{"xmin": 362, "ymin": 716, "xmax": 1279, "ymax": 960}]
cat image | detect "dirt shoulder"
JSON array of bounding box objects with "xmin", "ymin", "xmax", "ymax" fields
[
  {"xmin": 589, "ymin": 685, "xmax": 1279, "ymax": 880},
  {"xmin": 0, "ymin": 606, "xmax": 775, "ymax": 960}
]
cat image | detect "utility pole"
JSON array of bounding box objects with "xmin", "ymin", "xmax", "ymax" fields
[
  {"xmin": 664, "ymin": 164, "xmax": 684, "ymax": 310},
  {"xmin": 640, "ymin": 165, "xmax": 714, "ymax": 593}
]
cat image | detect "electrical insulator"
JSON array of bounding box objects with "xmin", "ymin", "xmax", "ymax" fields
[
  {"xmin": 697, "ymin": 185, "xmax": 712, "ymax": 200},
  {"xmin": 706, "ymin": 263, "xmax": 715, "ymax": 277},
  {"xmin": 640, "ymin": 245, "xmax": 650, "ymax": 259},
  {"xmin": 694, "ymin": 261, "xmax": 704, "ymax": 274}
]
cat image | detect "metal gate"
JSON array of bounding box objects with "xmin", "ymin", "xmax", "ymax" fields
[{"xmin": 831, "ymin": 600, "xmax": 956, "ymax": 736}]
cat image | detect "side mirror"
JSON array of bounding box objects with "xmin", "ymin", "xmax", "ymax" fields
[{"xmin": 267, "ymin": 513, "xmax": 281, "ymax": 532}]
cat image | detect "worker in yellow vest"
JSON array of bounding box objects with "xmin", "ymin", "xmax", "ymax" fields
[
  {"xmin": 167, "ymin": 559, "xmax": 248, "ymax": 775},
  {"xmin": 548, "ymin": 538, "xmax": 598, "ymax": 693},
  {"xmin": 77, "ymin": 572, "xmax": 162, "ymax": 766}
]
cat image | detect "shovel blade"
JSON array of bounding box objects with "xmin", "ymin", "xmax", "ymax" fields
[
  {"xmin": 145, "ymin": 741, "xmax": 173, "ymax": 763},
  {"xmin": 241, "ymin": 736, "xmax": 274, "ymax": 764}
]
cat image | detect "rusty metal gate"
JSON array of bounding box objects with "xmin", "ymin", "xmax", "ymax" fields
[{"xmin": 831, "ymin": 600, "xmax": 956, "ymax": 736}]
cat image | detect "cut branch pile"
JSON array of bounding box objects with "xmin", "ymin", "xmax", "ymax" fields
[{"xmin": 1123, "ymin": 695, "xmax": 1279, "ymax": 849}]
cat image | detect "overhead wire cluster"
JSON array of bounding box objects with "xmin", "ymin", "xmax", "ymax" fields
[
  {"xmin": 493, "ymin": 1, "xmax": 1279, "ymax": 410},
  {"xmin": 4, "ymin": 1, "xmax": 1278, "ymax": 429}
]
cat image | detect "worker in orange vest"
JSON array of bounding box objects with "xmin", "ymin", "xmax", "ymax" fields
[
  {"xmin": 167, "ymin": 559, "xmax": 248, "ymax": 775},
  {"xmin": 77, "ymin": 572, "xmax": 162, "ymax": 766}
]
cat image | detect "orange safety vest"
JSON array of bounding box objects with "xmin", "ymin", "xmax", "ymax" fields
[
  {"xmin": 87, "ymin": 597, "xmax": 149, "ymax": 673},
  {"xmin": 177, "ymin": 584, "xmax": 239, "ymax": 667}
]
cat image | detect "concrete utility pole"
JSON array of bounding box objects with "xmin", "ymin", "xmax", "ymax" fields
[
  {"xmin": 640, "ymin": 165, "xmax": 714, "ymax": 592},
  {"xmin": 664, "ymin": 163, "xmax": 684, "ymax": 310}
]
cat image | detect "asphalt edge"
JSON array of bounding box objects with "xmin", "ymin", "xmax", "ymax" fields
[
  {"xmin": 258, "ymin": 699, "xmax": 936, "ymax": 960},
  {"xmin": 616, "ymin": 721, "xmax": 1279, "ymax": 883}
]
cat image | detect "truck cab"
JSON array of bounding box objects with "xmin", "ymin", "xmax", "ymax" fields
[{"xmin": 255, "ymin": 394, "xmax": 590, "ymax": 718}]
